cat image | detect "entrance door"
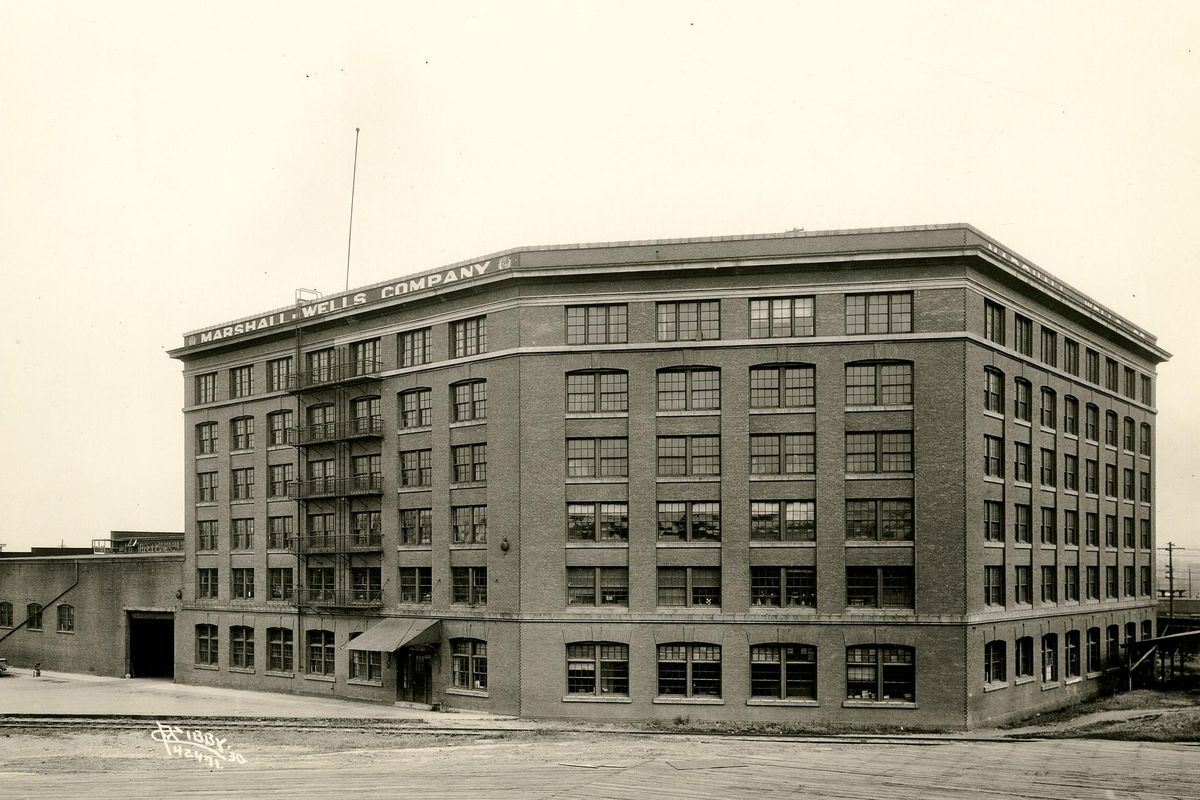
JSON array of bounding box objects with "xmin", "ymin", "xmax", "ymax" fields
[
  {"xmin": 398, "ymin": 647, "xmax": 432, "ymax": 704},
  {"xmin": 128, "ymin": 612, "xmax": 174, "ymax": 678}
]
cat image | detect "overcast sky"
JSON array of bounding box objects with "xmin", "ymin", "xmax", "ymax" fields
[{"xmin": 1, "ymin": 2, "xmax": 1197, "ymax": 552}]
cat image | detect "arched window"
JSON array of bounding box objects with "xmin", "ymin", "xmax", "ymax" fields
[
  {"xmin": 25, "ymin": 603, "xmax": 42, "ymax": 631},
  {"xmin": 267, "ymin": 627, "xmax": 294, "ymax": 673},
  {"xmin": 1122, "ymin": 417, "xmax": 1136, "ymax": 452},
  {"xmin": 1063, "ymin": 395, "xmax": 1079, "ymax": 435},
  {"xmin": 1040, "ymin": 388, "xmax": 1057, "ymax": 429},
  {"xmin": 1085, "ymin": 403, "xmax": 1099, "ymax": 440},
  {"xmin": 230, "ymin": 625, "xmax": 254, "ymax": 669},
  {"xmin": 1140, "ymin": 423, "xmax": 1152, "ymax": 456},
  {"xmin": 846, "ymin": 361, "xmax": 913, "ymax": 406},
  {"xmin": 56, "ymin": 604, "xmax": 74, "ymax": 633},
  {"xmin": 307, "ymin": 629, "xmax": 335, "ymax": 676},
  {"xmin": 1041, "ymin": 634, "xmax": 1058, "ymax": 683},
  {"xmin": 1105, "ymin": 410, "xmax": 1119, "ymax": 446},
  {"xmin": 195, "ymin": 421, "xmax": 218, "ymax": 455},
  {"xmin": 749, "ymin": 363, "xmax": 814, "ymax": 409},
  {"xmin": 351, "ymin": 396, "xmax": 381, "ymax": 435},
  {"xmin": 565, "ymin": 370, "xmax": 628, "ymax": 413},
  {"xmin": 566, "ymin": 642, "xmax": 629, "ymax": 696},
  {"xmin": 846, "ymin": 644, "xmax": 915, "ymax": 701},
  {"xmin": 230, "ymin": 416, "xmax": 255, "ymax": 450},
  {"xmin": 451, "ymin": 380, "xmax": 487, "ymax": 422},
  {"xmin": 657, "ymin": 367, "xmax": 720, "ymax": 411},
  {"xmin": 1013, "ymin": 379, "xmax": 1032, "ymax": 422},
  {"xmin": 983, "ymin": 368, "xmax": 1004, "ymax": 413},
  {"xmin": 450, "ymin": 638, "xmax": 488, "ymax": 691},
  {"xmin": 306, "ymin": 404, "xmax": 336, "ymax": 442},
  {"xmin": 267, "ymin": 410, "xmax": 293, "ymax": 446},
  {"xmin": 195, "ymin": 624, "xmax": 218, "ymax": 665},
  {"xmin": 657, "ymin": 643, "xmax": 721, "ymax": 698},
  {"xmin": 750, "ymin": 643, "xmax": 816, "ymax": 699},
  {"xmin": 399, "ymin": 388, "xmax": 431, "ymax": 429}
]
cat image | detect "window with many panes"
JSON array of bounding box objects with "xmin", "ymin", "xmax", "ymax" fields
[
  {"xmin": 351, "ymin": 511, "xmax": 381, "ymax": 546},
  {"xmin": 567, "ymin": 503, "xmax": 629, "ymax": 541},
  {"xmin": 197, "ymin": 471, "xmax": 217, "ymax": 503},
  {"xmin": 195, "ymin": 624, "xmax": 218, "ymax": 665},
  {"xmin": 231, "ymin": 467, "xmax": 254, "ymax": 500},
  {"xmin": 267, "ymin": 627, "xmax": 293, "ymax": 672},
  {"xmin": 399, "ymin": 388, "xmax": 432, "ymax": 428},
  {"xmin": 268, "ymin": 567, "xmax": 293, "ymax": 602},
  {"xmin": 657, "ymin": 567, "xmax": 721, "ymax": 607},
  {"xmin": 846, "ymin": 293, "xmax": 911, "ymax": 335},
  {"xmin": 749, "ymin": 364, "xmax": 814, "ymax": 408},
  {"xmin": 984, "ymin": 566, "xmax": 1005, "ymax": 606},
  {"xmin": 750, "ymin": 500, "xmax": 815, "ymax": 541},
  {"xmin": 1016, "ymin": 636, "xmax": 1034, "ymax": 678},
  {"xmin": 452, "ymin": 380, "xmax": 487, "ymax": 422},
  {"xmin": 229, "ymin": 365, "xmax": 253, "ymax": 398},
  {"xmin": 230, "ymin": 625, "xmax": 254, "ymax": 669},
  {"xmin": 566, "ymin": 643, "xmax": 629, "ymax": 696},
  {"xmin": 231, "ymin": 567, "xmax": 254, "ymax": 600},
  {"xmin": 567, "ymin": 437, "xmax": 628, "ymax": 478},
  {"xmin": 656, "ymin": 435, "xmax": 720, "ymax": 476},
  {"xmin": 566, "ymin": 370, "xmax": 628, "ymax": 413},
  {"xmin": 846, "ymin": 567, "xmax": 914, "ymax": 608},
  {"xmin": 195, "ymin": 372, "xmax": 217, "ymax": 404},
  {"xmin": 349, "ymin": 642, "xmax": 382, "ymax": 683},
  {"xmin": 749, "ymin": 567, "xmax": 816, "ymax": 608},
  {"xmin": 196, "ymin": 568, "xmax": 218, "ymax": 599},
  {"xmin": 984, "ymin": 500, "xmax": 1004, "ymax": 542},
  {"xmin": 196, "ymin": 422, "xmax": 217, "ymax": 455},
  {"xmin": 845, "ymin": 431, "xmax": 912, "ymax": 473},
  {"xmin": 657, "ymin": 643, "xmax": 721, "ymax": 697},
  {"xmin": 1014, "ymin": 316, "xmax": 1033, "ymax": 356},
  {"xmin": 451, "ymin": 638, "xmax": 488, "ymax": 690},
  {"xmin": 749, "ymin": 433, "xmax": 814, "ymax": 475},
  {"xmin": 656, "ymin": 502, "xmax": 720, "ymax": 541},
  {"xmin": 750, "ymin": 644, "xmax": 816, "ymax": 699},
  {"xmin": 268, "ymin": 357, "xmax": 292, "ymax": 392},
  {"xmin": 985, "ymin": 640, "xmax": 1006, "ymax": 684},
  {"xmin": 845, "ymin": 499, "xmax": 913, "ymax": 541},
  {"xmin": 268, "ymin": 410, "xmax": 292, "ymax": 446},
  {"xmin": 657, "ymin": 368, "xmax": 720, "ymax": 411},
  {"xmin": 451, "ymin": 443, "xmax": 487, "ymax": 483},
  {"xmin": 268, "ymin": 464, "xmax": 292, "ymax": 498},
  {"xmin": 657, "ymin": 300, "xmax": 719, "ymax": 341},
  {"xmin": 400, "ymin": 449, "xmax": 432, "ymax": 488},
  {"xmin": 845, "ymin": 645, "xmax": 914, "ymax": 701},
  {"xmin": 566, "ymin": 567, "xmax": 629, "ymax": 606},
  {"xmin": 57, "ymin": 604, "xmax": 74, "ymax": 632},
  {"xmin": 451, "ymin": 568, "xmax": 487, "ymax": 604},
  {"xmin": 1041, "ymin": 328, "xmax": 1057, "ymax": 367},
  {"xmin": 750, "ymin": 297, "xmax": 814, "ymax": 338},
  {"xmin": 307, "ymin": 630, "xmax": 335, "ymax": 676},
  {"xmin": 399, "ymin": 328, "xmax": 432, "ymax": 367},
  {"xmin": 197, "ymin": 520, "xmax": 218, "ymax": 551},
  {"xmin": 451, "ymin": 505, "xmax": 487, "ymax": 544},
  {"xmin": 984, "ymin": 436, "xmax": 1004, "ymax": 478},
  {"xmin": 351, "ymin": 566, "xmax": 382, "ymax": 602},
  {"xmin": 451, "ymin": 316, "xmax": 487, "ymax": 357},
  {"xmin": 399, "ymin": 567, "xmax": 433, "ymax": 603},
  {"xmin": 231, "ymin": 518, "xmax": 254, "ymax": 550},
  {"xmin": 567, "ymin": 305, "xmax": 627, "ymax": 344},
  {"xmin": 846, "ymin": 362, "xmax": 912, "ymax": 406},
  {"xmin": 984, "ymin": 301, "xmax": 1005, "ymax": 345}
]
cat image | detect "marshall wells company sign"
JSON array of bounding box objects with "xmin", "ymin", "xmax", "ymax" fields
[{"xmin": 185, "ymin": 255, "xmax": 515, "ymax": 347}]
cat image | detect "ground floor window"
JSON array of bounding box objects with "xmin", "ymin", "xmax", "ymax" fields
[
  {"xmin": 1086, "ymin": 627, "xmax": 1101, "ymax": 673},
  {"xmin": 56, "ymin": 604, "xmax": 75, "ymax": 632},
  {"xmin": 1015, "ymin": 636, "xmax": 1034, "ymax": 679},
  {"xmin": 307, "ymin": 629, "xmax": 335, "ymax": 676},
  {"xmin": 195, "ymin": 624, "xmax": 218, "ymax": 666},
  {"xmin": 1065, "ymin": 630, "xmax": 1081, "ymax": 679},
  {"xmin": 657, "ymin": 643, "xmax": 721, "ymax": 698},
  {"xmin": 750, "ymin": 644, "xmax": 816, "ymax": 699},
  {"xmin": 845, "ymin": 645, "xmax": 914, "ymax": 701},
  {"xmin": 1041, "ymin": 634, "xmax": 1058, "ymax": 683},
  {"xmin": 268, "ymin": 627, "xmax": 293, "ymax": 672},
  {"xmin": 230, "ymin": 625, "xmax": 254, "ymax": 669},
  {"xmin": 451, "ymin": 638, "xmax": 488, "ymax": 691},
  {"xmin": 26, "ymin": 603, "xmax": 42, "ymax": 631},
  {"xmin": 984, "ymin": 640, "xmax": 1006, "ymax": 684},
  {"xmin": 349, "ymin": 639, "xmax": 382, "ymax": 682},
  {"xmin": 566, "ymin": 642, "xmax": 629, "ymax": 696},
  {"xmin": 0, "ymin": 602, "xmax": 11, "ymax": 627}
]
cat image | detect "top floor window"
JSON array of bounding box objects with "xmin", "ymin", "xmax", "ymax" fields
[
  {"xmin": 567, "ymin": 305, "xmax": 627, "ymax": 345},
  {"xmin": 566, "ymin": 370, "xmax": 628, "ymax": 413},
  {"xmin": 1105, "ymin": 358, "xmax": 1119, "ymax": 391},
  {"xmin": 452, "ymin": 380, "xmax": 487, "ymax": 422},
  {"xmin": 751, "ymin": 297, "xmax": 814, "ymax": 338},
  {"xmin": 195, "ymin": 372, "xmax": 217, "ymax": 404},
  {"xmin": 658, "ymin": 301, "xmax": 719, "ymax": 341},
  {"xmin": 229, "ymin": 365, "xmax": 253, "ymax": 398},
  {"xmin": 1085, "ymin": 348, "xmax": 1100, "ymax": 383},
  {"xmin": 657, "ymin": 368, "xmax": 720, "ymax": 411},
  {"xmin": 350, "ymin": 339, "xmax": 380, "ymax": 374},
  {"xmin": 750, "ymin": 364, "xmax": 814, "ymax": 409},
  {"xmin": 452, "ymin": 316, "xmax": 487, "ymax": 358},
  {"xmin": 845, "ymin": 362, "xmax": 912, "ymax": 406},
  {"xmin": 984, "ymin": 300, "xmax": 1005, "ymax": 345},
  {"xmin": 1123, "ymin": 367, "xmax": 1136, "ymax": 399},
  {"xmin": 1140, "ymin": 375, "xmax": 1152, "ymax": 406},
  {"xmin": 400, "ymin": 328, "xmax": 432, "ymax": 367},
  {"xmin": 267, "ymin": 357, "xmax": 292, "ymax": 392},
  {"xmin": 1014, "ymin": 316, "xmax": 1033, "ymax": 356},
  {"xmin": 306, "ymin": 349, "xmax": 333, "ymax": 383},
  {"xmin": 1040, "ymin": 328, "xmax": 1057, "ymax": 367},
  {"xmin": 1063, "ymin": 339, "xmax": 1079, "ymax": 376},
  {"xmin": 846, "ymin": 292, "xmax": 911, "ymax": 335}
]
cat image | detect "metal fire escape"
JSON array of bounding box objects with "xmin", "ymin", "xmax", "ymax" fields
[{"xmin": 287, "ymin": 340, "xmax": 385, "ymax": 614}]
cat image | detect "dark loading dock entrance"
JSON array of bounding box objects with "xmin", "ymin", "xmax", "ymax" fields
[
  {"xmin": 128, "ymin": 611, "xmax": 174, "ymax": 678},
  {"xmin": 398, "ymin": 647, "xmax": 433, "ymax": 704}
]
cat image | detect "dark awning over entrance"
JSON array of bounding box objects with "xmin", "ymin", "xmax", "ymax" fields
[{"xmin": 342, "ymin": 618, "xmax": 440, "ymax": 652}]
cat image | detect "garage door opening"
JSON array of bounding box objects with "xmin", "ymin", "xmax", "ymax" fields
[{"xmin": 128, "ymin": 612, "xmax": 174, "ymax": 679}]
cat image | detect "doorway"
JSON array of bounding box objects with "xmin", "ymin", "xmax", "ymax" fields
[
  {"xmin": 128, "ymin": 612, "xmax": 174, "ymax": 678},
  {"xmin": 397, "ymin": 647, "xmax": 432, "ymax": 704}
]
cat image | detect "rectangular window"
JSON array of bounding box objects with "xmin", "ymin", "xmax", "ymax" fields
[
  {"xmin": 845, "ymin": 362, "xmax": 912, "ymax": 406},
  {"xmin": 229, "ymin": 626, "xmax": 254, "ymax": 669},
  {"xmin": 1014, "ymin": 316, "xmax": 1033, "ymax": 356},
  {"xmin": 1014, "ymin": 380, "xmax": 1031, "ymax": 421},
  {"xmin": 451, "ymin": 567, "xmax": 488, "ymax": 604},
  {"xmin": 268, "ymin": 464, "xmax": 293, "ymax": 498},
  {"xmin": 845, "ymin": 292, "xmax": 912, "ymax": 335},
  {"xmin": 750, "ymin": 500, "xmax": 816, "ymax": 541},
  {"xmin": 197, "ymin": 520, "xmax": 218, "ymax": 551},
  {"xmin": 1040, "ymin": 390, "xmax": 1057, "ymax": 429},
  {"xmin": 657, "ymin": 643, "xmax": 722, "ymax": 698},
  {"xmin": 1141, "ymin": 375, "xmax": 1153, "ymax": 405},
  {"xmin": 1041, "ymin": 328, "xmax": 1057, "ymax": 367},
  {"xmin": 984, "ymin": 565, "xmax": 1005, "ymax": 606},
  {"xmin": 231, "ymin": 567, "xmax": 255, "ymax": 600},
  {"xmin": 1140, "ymin": 565, "xmax": 1152, "ymax": 596},
  {"xmin": 230, "ymin": 518, "xmax": 254, "ymax": 550},
  {"xmin": 985, "ymin": 640, "xmax": 1006, "ymax": 684},
  {"xmin": 1106, "ymin": 566, "xmax": 1118, "ymax": 598},
  {"xmin": 1124, "ymin": 566, "xmax": 1137, "ymax": 597},
  {"xmin": 1014, "ymin": 565, "xmax": 1032, "ymax": 604},
  {"xmin": 1064, "ymin": 396, "xmax": 1078, "ymax": 436},
  {"xmin": 984, "ymin": 300, "xmax": 1005, "ymax": 345},
  {"xmin": 749, "ymin": 433, "xmax": 815, "ymax": 475},
  {"xmin": 195, "ymin": 372, "xmax": 217, "ymax": 404},
  {"xmin": 268, "ymin": 628, "xmax": 293, "ymax": 672},
  {"xmin": 1086, "ymin": 349, "xmax": 1100, "ymax": 383},
  {"xmin": 656, "ymin": 435, "xmax": 720, "ymax": 476},
  {"xmin": 195, "ymin": 625, "xmax": 218, "ymax": 665},
  {"xmin": 267, "ymin": 357, "xmax": 292, "ymax": 392},
  {"xmin": 400, "ymin": 449, "xmax": 432, "ymax": 488},
  {"xmin": 1086, "ymin": 566, "xmax": 1100, "ymax": 600},
  {"xmin": 984, "ymin": 500, "xmax": 1004, "ymax": 542},
  {"xmin": 567, "ymin": 567, "xmax": 629, "ymax": 606},
  {"xmin": 1014, "ymin": 504, "xmax": 1031, "ymax": 544},
  {"xmin": 1064, "ymin": 509, "xmax": 1079, "ymax": 546},
  {"xmin": 656, "ymin": 501, "xmax": 721, "ymax": 541},
  {"xmin": 350, "ymin": 647, "xmax": 382, "ymax": 683},
  {"xmin": 1064, "ymin": 565, "xmax": 1080, "ymax": 602},
  {"xmin": 845, "ymin": 645, "xmax": 914, "ymax": 701},
  {"xmin": 846, "ymin": 567, "xmax": 914, "ymax": 608},
  {"xmin": 451, "ymin": 443, "xmax": 487, "ymax": 483},
  {"xmin": 567, "ymin": 437, "xmax": 629, "ymax": 478},
  {"xmin": 749, "ymin": 566, "xmax": 816, "ymax": 608},
  {"xmin": 196, "ymin": 568, "xmax": 218, "ymax": 599},
  {"xmin": 1123, "ymin": 516, "xmax": 1136, "ymax": 549},
  {"xmin": 846, "ymin": 431, "xmax": 912, "ymax": 474},
  {"xmin": 1140, "ymin": 518, "xmax": 1151, "ymax": 549},
  {"xmin": 196, "ymin": 422, "xmax": 217, "ymax": 455},
  {"xmin": 1123, "ymin": 367, "xmax": 1136, "ymax": 399},
  {"xmin": 1139, "ymin": 472, "xmax": 1151, "ymax": 503},
  {"xmin": 750, "ymin": 297, "xmax": 815, "ymax": 338},
  {"xmin": 566, "ymin": 502, "xmax": 629, "ymax": 542},
  {"xmin": 1140, "ymin": 423, "xmax": 1152, "ymax": 456},
  {"xmin": 1016, "ymin": 637, "xmax": 1034, "ymax": 678},
  {"xmin": 1065, "ymin": 630, "xmax": 1081, "ymax": 678},
  {"xmin": 400, "ymin": 389, "xmax": 432, "ymax": 428},
  {"xmin": 1042, "ymin": 634, "xmax": 1059, "ymax": 683},
  {"xmin": 231, "ymin": 468, "xmax": 254, "ymax": 500},
  {"xmin": 657, "ymin": 369, "xmax": 721, "ymax": 411},
  {"xmin": 1040, "ymin": 448, "xmax": 1057, "ymax": 487},
  {"xmin": 1064, "ymin": 339, "xmax": 1079, "ymax": 376},
  {"xmin": 566, "ymin": 371, "xmax": 628, "ymax": 413},
  {"xmin": 656, "ymin": 567, "xmax": 721, "ymax": 607},
  {"xmin": 451, "ymin": 639, "xmax": 488, "ymax": 691},
  {"xmin": 845, "ymin": 499, "xmax": 913, "ymax": 541},
  {"xmin": 1105, "ymin": 358, "xmax": 1119, "ymax": 391},
  {"xmin": 268, "ymin": 411, "xmax": 292, "ymax": 446},
  {"xmin": 399, "ymin": 567, "xmax": 433, "ymax": 603},
  {"xmin": 452, "ymin": 381, "xmax": 487, "ymax": 422},
  {"xmin": 399, "ymin": 328, "xmax": 432, "ymax": 367},
  {"xmin": 567, "ymin": 643, "xmax": 630, "ymax": 697},
  {"xmin": 1105, "ymin": 514, "xmax": 1118, "ymax": 548},
  {"xmin": 451, "ymin": 316, "xmax": 487, "ymax": 357},
  {"xmin": 268, "ymin": 568, "xmax": 293, "ymax": 602},
  {"xmin": 1086, "ymin": 628, "xmax": 1101, "ymax": 673},
  {"xmin": 229, "ymin": 365, "xmax": 253, "ymax": 399},
  {"xmin": 984, "ymin": 435, "xmax": 1004, "ymax": 478},
  {"xmin": 1014, "ymin": 442, "xmax": 1030, "ymax": 483},
  {"xmin": 567, "ymin": 305, "xmax": 628, "ymax": 344},
  {"xmin": 1063, "ymin": 454, "xmax": 1078, "ymax": 492},
  {"xmin": 307, "ymin": 631, "xmax": 335, "ymax": 676},
  {"xmin": 749, "ymin": 364, "xmax": 814, "ymax": 408},
  {"xmin": 451, "ymin": 505, "xmax": 487, "ymax": 545},
  {"xmin": 657, "ymin": 301, "xmax": 719, "ymax": 341},
  {"xmin": 400, "ymin": 508, "xmax": 432, "ymax": 545}
]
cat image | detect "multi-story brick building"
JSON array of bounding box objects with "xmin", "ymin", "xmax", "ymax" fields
[{"xmin": 165, "ymin": 224, "xmax": 1168, "ymax": 729}]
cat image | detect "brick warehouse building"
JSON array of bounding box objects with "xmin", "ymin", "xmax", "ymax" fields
[{"xmin": 160, "ymin": 224, "xmax": 1167, "ymax": 729}]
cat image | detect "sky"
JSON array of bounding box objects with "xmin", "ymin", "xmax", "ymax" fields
[{"xmin": 1, "ymin": 1, "xmax": 1198, "ymax": 552}]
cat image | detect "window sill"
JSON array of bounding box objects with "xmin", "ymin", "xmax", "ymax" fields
[
  {"xmin": 397, "ymin": 544, "xmax": 433, "ymax": 551},
  {"xmin": 565, "ymin": 412, "xmax": 629, "ymax": 420},
  {"xmin": 230, "ymin": 448, "xmax": 254, "ymax": 456},
  {"xmin": 1063, "ymin": 433, "xmax": 1078, "ymax": 442},
  {"xmin": 1063, "ymin": 489, "xmax": 1078, "ymax": 497},
  {"xmin": 267, "ymin": 495, "xmax": 291, "ymax": 502},
  {"xmin": 656, "ymin": 541, "xmax": 721, "ymax": 548},
  {"xmin": 844, "ymin": 473, "xmax": 912, "ymax": 480},
  {"xmin": 566, "ymin": 478, "xmax": 629, "ymax": 485},
  {"xmin": 195, "ymin": 502, "xmax": 218, "ymax": 508},
  {"xmin": 1064, "ymin": 676, "xmax": 1082, "ymax": 685},
  {"xmin": 193, "ymin": 664, "xmax": 219, "ymax": 671},
  {"xmin": 656, "ymin": 410, "xmax": 721, "ymax": 417},
  {"xmin": 195, "ymin": 453, "xmax": 217, "ymax": 460},
  {"xmin": 842, "ymin": 700, "xmax": 916, "ymax": 709},
  {"xmin": 748, "ymin": 605, "xmax": 816, "ymax": 613},
  {"xmin": 449, "ymin": 420, "xmax": 486, "ymax": 429},
  {"xmin": 845, "ymin": 540, "xmax": 913, "ymax": 547},
  {"xmin": 228, "ymin": 667, "xmax": 255, "ymax": 675},
  {"xmin": 398, "ymin": 426, "xmax": 433, "ymax": 434},
  {"xmin": 1013, "ymin": 481, "xmax": 1032, "ymax": 489},
  {"xmin": 983, "ymin": 681, "xmax": 1008, "ymax": 693},
  {"xmin": 230, "ymin": 499, "xmax": 255, "ymax": 506},
  {"xmin": 267, "ymin": 444, "xmax": 290, "ymax": 452},
  {"xmin": 653, "ymin": 697, "xmax": 724, "ymax": 705},
  {"xmin": 450, "ymin": 481, "xmax": 486, "ymax": 490},
  {"xmin": 1040, "ymin": 427, "xmax": 1056, "ymax": 435},
  {"xmin": 1014, "ymin": 419, "xmax": 1032, "ymax": 428},
  {"xmin": 304, "ymin": 674, "xmax": 335, "ymax": 683},
  {"xmin": 749, "ymin": 408, "xmax": 816, "ymax": 415},
  {"xmin": 1041, "ymin": 682, "xmax": 1060, "ymax": 691},
  {"xmin": 348, "ymin": 678, "xmax": 383, "ymax": 687},
  {"xmin": 749, "ymin": 474, "xmax": 816, "ymax": 482},
  {"xmin": 1086, "ymin": 671, "xmax": 1103, "ymax": 680},
  {"xmin": 656, "ymin": 476, "xmax": 720, "ymax": 483},
  {"xmin": 565, "ymin": 541, "xmax": 629, "ymax": 548},
  {"xmin": 450, "ymin": 544, "xmax": 487, "ymax": 551},
  {"xmin": 1013, "ymin": 543, "xmax": 1032, "ymax": 549},
  {"xmin": 749, "ymin": 540, "xmax": 816, "ymax": 547},
  {"xmin": 984, "ymin": 542, "xmax": 1005, "ymax": 549},
  {"xmin": 265, "ymin": 671, "xmax": 294, "ymax": 678},
  {"xmin": 1014, "ymin": 676, "xmax": 1036, "ymax": 686},
  {"xmin": 562, "ymin": 695, "xmax": 632, "ymax": 704},
  {"xmin": 398, "ymin": 486, "xmax": 432, "ymax": 494},
  {"xmin": 56, "ymin": 630, "xmax": 75, "ymax": 635},
  {"xmin": 746, "ymin": 698, "xmax": 819, "ymax": 707},
  {"xmin": 983, "ymin": 410, "xmax": 1004, "ymax": 421},
  {"xmin": 446, "ymin": 687, "xmax": 489, "ymax": 698},
  {"xmin": 984, "ymin": 476, "xmax": 1005, "ymax": 485},
  {"xmin": 846, "ymin": 405, "xmax": 914, "ymax": 413}
]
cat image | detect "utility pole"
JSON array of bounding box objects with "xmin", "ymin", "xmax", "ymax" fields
[{"xmin": 1159, "ymin": 541, "xmax": 1177, "ymax": 631}]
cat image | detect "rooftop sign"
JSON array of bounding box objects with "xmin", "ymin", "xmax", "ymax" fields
[{"xmin": 183, "ymin": 255, "xmax": 515, "ymax": 347}]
